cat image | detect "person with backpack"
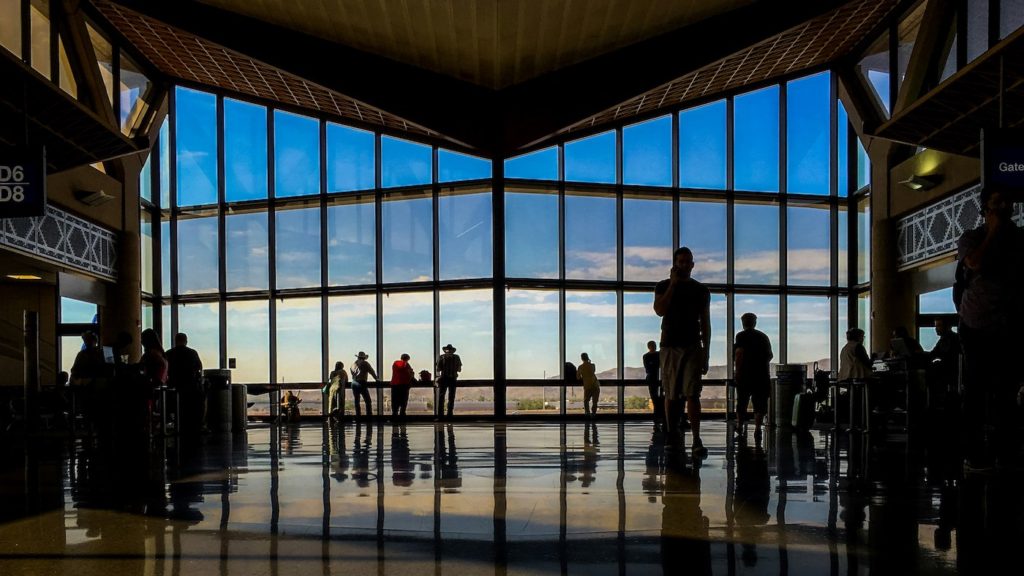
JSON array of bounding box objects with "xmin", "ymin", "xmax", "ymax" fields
[
  {"xmin": 390, "ymin": 354, "xmax": 414, "ymax": 420},
  {"xmin": 435, "ymin": 344, "xmax": 462, "ymax": 419},
  {"xmin": 350, "ymin": 352, "xmax": 378, "ymax": 419},
  {"xmin": 327, "ymin": 361, "xmax": 348, "ymax": 420}
]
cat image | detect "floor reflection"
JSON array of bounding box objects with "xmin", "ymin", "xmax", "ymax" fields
[{"xmin": 0, "ymin": 420, "xmax": 1019, "ymax": 574}]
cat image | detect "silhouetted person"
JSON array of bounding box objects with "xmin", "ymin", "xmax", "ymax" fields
[
  {"xmin": 887, "ymin": 325, "xmax": 924, "ymax": 359},
  {"xmin": 644, "ymin": 341, "xmax": 663, "ymax": 427},
  {"xmin": 654, "ymin": 247, "xmax": 711, "ymax": 456},
  {"xmin": 140, "ymin": 329, "xmax": 168, "ymax": 390},
  {"xmin": 732, "ymin": 435, "xmax": 770, "ymax": 567},
  {"xmin": 391, "ymin": 424, "xmax": 413, "ymax": 487},
  {"xmin": 576, "ymin": 352, "xmax": 600, "ymax": 417},
  {"xmin": 327, "ymin": 361, "xmax": 348, "ymax": 419},
  {"xmin": 957, "ymin": 185, "xmax": 1024, "ymax": 471},
  {"xmin": 435, "ymin": 344, "xmax": 462, "ymax": 419},
  {"xmin": 734, "ymin": 312, "xmax": 773, "ymax": 438},
  {"xmin": 166, "ymin": 332, "xmax": 205, "ymax": 434},
  {"xmin": 350, "ymin": 351, "xmax": 377, "ymax": 419},
  {"xmin": 70, "ymin": 331, "xmax": 104, "ymax": 384},
  {"xmin": 838, "ymin": 328, "xmax": 872, "ymax": 381},
  {"xmin": 928, "ymin": 318, "xmax": 961, "ymax": 413},
  {"xmin": 280, "ymin": 390, "xmax": 301, "ymax": 422},
  {"xmin": 390, "ymin": 353, "xmax": 414, "ymax": 419}
]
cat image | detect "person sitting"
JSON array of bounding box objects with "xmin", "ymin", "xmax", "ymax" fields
[
  {"xmin": 839, "ymin": 328, "xmax": 872, "ymax": 382},
  {"xmin": 70, "ymin": 331, "xmax": 105, "ymax": 385}
]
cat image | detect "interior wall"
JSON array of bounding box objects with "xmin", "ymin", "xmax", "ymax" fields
[
  {"xmin": 890, "ymin": 149, "xmax": 979, "ymax": 217},
  {"xmin": 0, "ymin": 282, "xmax": 57, "ymax": 388}
]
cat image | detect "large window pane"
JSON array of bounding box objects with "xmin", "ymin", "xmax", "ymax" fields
[
  {"xmin": 623, "ymin": 115, "xmax": 671, "ymax": 187},
  {"xmin": 119, "ymin": 55, "xmax": 151, "ymax": 136},
  {"xmin": 439, "ymin": 290, "xmax": 493, "ymax": 379},
  {"xmin": 565, "ymin": 192, "xmax": 616, "ymax": 280},
  {"xmin": 175, "ymin": 87, "xmax": 218, "ymax": 206},
  {"xmin": 680, "ymin": 199, "xmax": 727, "ymax": 284},
  {"xmin": 160, "ymin": 220, "xmax": 170, "ymax": 297},
  {"xmin": 787, "ymin": 204, "xmax": 830, "ymax": 286},
  {"xmin": 505, "ymin": 290, "xmax": 560, "ymax": 380},
  {"xmin": 225, "ymin": 211, "xmax": 268, "ymax": 291},
  {"xmin": 788, "ymin": 296, "xmax": 831, "ymax": 369},
  {"xmin": 857, "ymin": 292, "xmax": 871, "ymax": 350},
  {"xmin": 382, "ymin": 191, "xmax": 433, "ymax": 283},
  {"xmin": 0, "ymin": 0, "xmax": 21, "ymax": 57},
  {"xmin": 623, "ymin": 196, "xmax": 672, "ymax": 282},
  {"xmin": 276, "ymin": 298, "xmax": 322, "ymax": 383},
  {"xmin": 227, "ymin": 300, "xmax": 269, "ymax": 383},
  {"xmin": 623, "ymin": 291, "xmax": 659, "ymax": 377},
  {"xmin": 734, "ymin": 86, "xmax": 780, "ymax": 192},
  {"xmin": 733, "ymin": 294, "xmax": 778, "ymax": 368},
  {"xmin": 382, "ymin": 136, "xmax": 431, "ymax": 188},
  {"xmin": 159, "ymin": 120, "xmax": 170, "ymax": 207},
  {"xmin": 564, "ymin": 131, "xmax": 615, "ymax": 184},
  {"xmin": 177, "ymin": 302, "xmax": 219, "ymax": 367},
  {"xmin": 787, "ymin": 72, "xmax": 830, "ymax": 195},
  {"xmin": 225, "ymin": 99, "xmax": 268, "ymax": 202},
  {"xmin": 505, "ymin": 147, "xmax": 557, "ymax": 180},
  {"xmin": 275, "ymin": 205, "xmax": 321, "ymax": 289},
  {"xmin": 709, "ymin": 293, "xmax": 727, "ymax": 378},
  {"xmin": 857, "ymin": 196, "xmax": 871, "ymax": 284},
  {"xmin": 919, "ymin": 287, "xmax": 955, "ymax": 315},
  {"xmin": 439, "ymin": 190, "xmax": 492, "ymax": 280},
  {"xmin": 141, "ymin": 213, "xmax": 154, "ymax": 294},
  {"xmin": 327, "ymin": 197, "xmax": 376, "ymax": 286},
  {"xmin": 58, "ymin": 37, "xmax": 76, "ymax": 98},
  {"xmin": 327, "ymin": 122, "xmax": 375, "ymax": 192},
  {"xmin": 29, "ymin": 0, "xmax": 50, "ymax": 78},
  {"xmin": 1001, "ymin": 0, "xmax": 1024, "ymax": 39},
  {"xmin": 838, "ymin": 102, "xmax": 849, "ymax": 197},
  {"xmin": 61, "ymin": 297, "xmax": 97, "ymax": 324},
  {"xmin": 327, "ymin": 294, "xmax": 377, "ymax": 369},
  {"xmin": 838, "ymin": 202, "xmax": 849, "ymax": 287},
  {"xmin": 566, "ymin": 291, "xmax": 618, "ymax": 412},
  {"xmin": 858, "ymin": 32, "xmax": 891, "ymax": 116},
  {"xmin": 140, "ymin": 153, "xmax": 153, "ymax": 203},
  {"xmin": 679, "ymin": 100, "xmax": 727, "ymax": 189},
  {"xmin": 734, "ymin": 201, "xmax": 779, "ymax": 285},
  {"xmin": 87, "ymin": 22, "xmax": 113, "ymax": 108},
  {"xmin": 505, "ymin": 190, "xmax": 558, "ymax": 279},
  {"xmin": 177, "ymin": 215, "xmax": 219, "ymax": 294},
  {"xmin": 274, "ymin": 110, "xmax": 320, "ymax": 198},
  {"xmin": 439, "ymin": 149, "xmax": 491, "ymax": 182},
  {"xmin": 967, "ymin": 0, "xmax": 989, "ymax": 62},
  {"xmin": 382, "ymin": 291, "xmax": 433, "ymax": 387}
]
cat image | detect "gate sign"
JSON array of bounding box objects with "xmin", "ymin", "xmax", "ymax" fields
[
  {"xmin": 0, "ymin": 148, "xmax": 46, "ymax": 218},
  {"xmin": 982, "ymin": 129, "xmax": 1024, "ymax": 192}
]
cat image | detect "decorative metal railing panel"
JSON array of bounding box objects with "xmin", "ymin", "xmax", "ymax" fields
[
  {"xmin": 897, "ymin": 183, "xmax": 1024, "ymax": 268},
  {"xmin": 0, "ymin": 204, "xmax": 118, "ymax": 280}
]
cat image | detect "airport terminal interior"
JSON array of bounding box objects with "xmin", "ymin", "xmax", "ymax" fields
[{"xmin": 1, "ymin": 0, "xmax": 1023, "ymax": 573}]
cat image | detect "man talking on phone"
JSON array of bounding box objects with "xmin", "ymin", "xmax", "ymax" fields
[{"xmin": 654, "ymin": 247, "xmax": 711, "ymax": 456}]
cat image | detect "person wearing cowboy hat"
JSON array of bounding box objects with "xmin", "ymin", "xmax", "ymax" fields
[
  {"xmin": 350, "ymin": 351, "xmax": 378, "ymax": 419},
  {"xmin": 435, "ymin": 344, "xmax": 462, "ymax": 419}
]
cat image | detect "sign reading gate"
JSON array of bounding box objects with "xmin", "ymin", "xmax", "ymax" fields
[{"xmin": 0, "ymin": 148, "xmax": 46, "ymax": 218}]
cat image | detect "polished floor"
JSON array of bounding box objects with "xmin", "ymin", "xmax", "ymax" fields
[{"xmin": 0, "ymin": 420, "xmax": 1020, "ymax": 575}]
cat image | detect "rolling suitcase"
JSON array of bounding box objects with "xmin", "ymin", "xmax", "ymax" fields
[{"xmin": 792, "ymin": 391, "xmax": 816, "ymax": 429}]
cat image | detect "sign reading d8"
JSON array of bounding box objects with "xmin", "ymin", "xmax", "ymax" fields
[{"xmin": 0, "ymin": 148, "xmax": 46, "ymax": 218}]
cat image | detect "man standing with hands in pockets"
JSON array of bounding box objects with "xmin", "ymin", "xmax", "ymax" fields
[{"xmin": 654, "ymin": 247, "xmax": 711, "ymax": 456}]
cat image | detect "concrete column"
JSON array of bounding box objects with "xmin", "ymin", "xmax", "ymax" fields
[{"xmin": 101, "ymin": 158, "xmax": 143, "ymax": 359}]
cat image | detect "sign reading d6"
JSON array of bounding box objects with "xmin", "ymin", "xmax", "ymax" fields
[{"xmin": 0, "ymin": 148, "xmax": 46, "ymax": 218}]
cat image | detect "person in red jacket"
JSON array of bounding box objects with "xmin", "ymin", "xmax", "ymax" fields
[{"xmin": 390, "ymin": 353, "xmax": 414, "ymax": 420}]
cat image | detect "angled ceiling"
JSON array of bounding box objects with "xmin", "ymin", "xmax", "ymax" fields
[
  {"xmin": 93, "ymin": 0, "xmax": 895, "ymax": 156},
  {"xmin": 195, "ymin": 0, "xmax": 756, "ymax": 90}
]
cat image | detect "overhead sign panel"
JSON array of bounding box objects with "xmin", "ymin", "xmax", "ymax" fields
[{"xmin": 0, "ymin": 148, "xmax": 46, "ymax": 218}]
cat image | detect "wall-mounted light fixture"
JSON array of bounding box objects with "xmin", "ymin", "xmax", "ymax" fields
[
  {"xmin": 898, "ymin": 174, "xmax": 940, "ymax": 191},
  {"xmin": 6, "ymin": 274, "xmax": 42, "ymax": 280},
  {"xmin": 74, "ymin": 189, "xmax": 115, "ymax": 207}
]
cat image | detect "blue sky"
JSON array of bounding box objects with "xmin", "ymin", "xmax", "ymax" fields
[{"xmin": 160, "ymin": 73, "xmax": 849, "ymax": 383}]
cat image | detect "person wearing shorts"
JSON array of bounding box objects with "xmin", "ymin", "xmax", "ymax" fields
[
  {"xmin": 654, "ymin": 247, "xmax": 711, "ymax": 454},
  {"xmin": 733, "ymin": 313, "xmax": 773, "ymax": 439}
]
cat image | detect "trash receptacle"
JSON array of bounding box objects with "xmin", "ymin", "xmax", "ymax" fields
[
  {"xmin": 205, "ymin": 369, "xmax": 232, "ymax": 433},
  {"xmin": 231, "ymin": 383, "xmax": 247, "ymax": 432},
  {"xmin": 772, "ymin": 364, "xmax": 806, "ymax": 428}
]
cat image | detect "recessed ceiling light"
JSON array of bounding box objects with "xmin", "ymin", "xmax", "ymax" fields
[{"xmin": 6, "ymin": 274, "xmax": 43, "ymax": 280}]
